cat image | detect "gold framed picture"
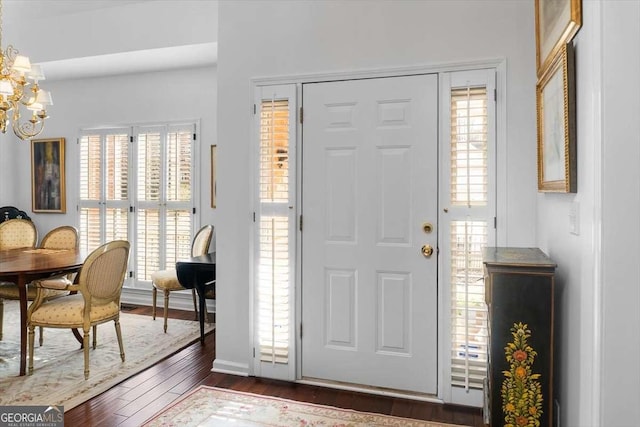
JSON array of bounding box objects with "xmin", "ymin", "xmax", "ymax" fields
[
  {"xmin": 537, "ymin": 42, "xmax": 576, "ymax": 193},
  {"xmin": 535, "ymin": 0, "xmax": 581, "ymax": 76},
  {"xmin": 31, "ymin": 137, "xmax": 66, "ymax": 213},
  {"xmin": 210, "ymin": 144, "xmax": 217, "ymax": 208}
]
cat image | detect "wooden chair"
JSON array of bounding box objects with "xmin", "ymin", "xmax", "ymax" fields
[
  {"xmin": 0, "ymin": 218, "xmax": 37, "ymax": 250},
  {"xmin": 0, "ymin": 225, "xmax": 79, "ymax": 344},
  {"xmin": 151, "ymin": 225, "xmax": 213, "ymax": 332},
  {"xmin": 28, "ymin": 240, "xmax": 131, "ymax": 379}
]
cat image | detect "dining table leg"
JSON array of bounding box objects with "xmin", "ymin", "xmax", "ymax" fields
[{"xmin": 17, "ymin": 273, "xmax": 27, "ymax": 376}]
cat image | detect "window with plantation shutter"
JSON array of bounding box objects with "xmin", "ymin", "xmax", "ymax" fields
[
  {"xmin": 79, "ymin": 130, "xmax": 130, "ymax": 256},
  {"xmin": 450, "ymin": 87, "xmax": 488, "ymax": 206},
  {"xmin": 253, "ymin": 84, "xmax": 297, "ymax": 380},
  {"xmin": 440, "ymin": 70, "xmax": 496, "ymax": 406},
  {"xmin": 135, "ymin": 125, "xmax": 195, "ymax": 282},
  {"xmin": 450, "ymin": 219, "xmax": 488, "ymax": 389},
  {"xmin": 79, "ymin": 122, "xmax": 198, "ymax": 288}
]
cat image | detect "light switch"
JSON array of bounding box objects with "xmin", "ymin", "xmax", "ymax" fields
[{"xmin": 569, "ymin": 201, "xmax": 579, "ymax": 235}]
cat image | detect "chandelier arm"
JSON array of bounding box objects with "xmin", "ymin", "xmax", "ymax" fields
[{"xmin": 11, "ymin": 110, "xmax": 44, "ymax": 139}]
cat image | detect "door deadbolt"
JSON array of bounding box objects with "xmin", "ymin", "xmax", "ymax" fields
[
  {"xmin": 421, "ymin": 244, "xmax": 434, "ymax": 258},
  {"xmin": 423, "ymin": 222, "xmax": 433, "ymax": 234}
]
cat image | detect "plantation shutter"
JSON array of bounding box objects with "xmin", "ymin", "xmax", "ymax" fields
[
  {"xmin": 449, "ymin": 86, "xmax": 490, "ymax": 391},
  {"xmin": 79, "ymin": 122, "xmax": 197, "ymax": 288},
  {"xmin": 79, "ymin": 134, "xmax": 102, "ymax": 252},
  {"xmin": 79, "ymin": 130, "xmax": 130, "ymax": 255},
  {"xmin": 164, "ymin": 127, "xmax": 193, "ymax": 266},
  {"xmin": 135, "ymin": 125, "xmax": 195, "ymax": 281},
  {"xmin": 254, "ymin": 84, "xmax": 297, "ymax": 380},
  {"xmin": 441, "ymin": 70, "xmax": 496, "ymax": 406}
]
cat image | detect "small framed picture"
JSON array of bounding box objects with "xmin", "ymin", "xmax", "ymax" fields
[
  {"xmin": 535, "ymin": 0, "xmax": 582, "ymax": 76},
  {"xmin": 537, "ymin": 42, "xmax": 576, "ymax": 193},
  {"xmin": 31, "ymin": 137, "xmax": 66, "ymax": 213}
]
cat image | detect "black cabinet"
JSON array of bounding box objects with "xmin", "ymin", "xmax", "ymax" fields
[{"xmin": 483, "ymin": 247, "xmax": 556, "ymax": 427}]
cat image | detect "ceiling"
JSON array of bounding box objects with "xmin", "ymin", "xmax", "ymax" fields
[
  {"xmin": 2, "ymin": 0, "xmax": 216, "ymax": 81},
  {"xmin": 3, "ymin": 1, "xmax": 153, "ymax": 21}
]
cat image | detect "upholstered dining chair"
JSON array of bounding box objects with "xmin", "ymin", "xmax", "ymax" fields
[
  {"xmin": 151, "ymin": 224, "xmax": 213, "ymax": 332},
  {"xmin": 28, "ymin": 240, "xmax": 131, "ymax": 379},
  {"xmin": 0, "ymin": 218, "xmax": 37, "ymax": 250},
  {"xmin": 0, "ymin": 226, "xmax": 79, "ymax": 343},
  {"xmin": 0, "ymin": 218, "xmax": 37, "ymax": 341}
]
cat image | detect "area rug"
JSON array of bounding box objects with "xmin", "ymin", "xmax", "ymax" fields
[
  {"xmin": 143, "ymin": 386, "xmax": 467, "ymax": 427},
  {"xmin": 0, "ymin": 300, "xmax": 214, "ymax": 410}
]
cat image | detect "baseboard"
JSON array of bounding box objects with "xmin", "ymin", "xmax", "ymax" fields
[
  {"xmin": 121, "ymin": 288, "xmax": 216, "ymax": 313},
  {"xmin": 212, "ymin": 359, "xmax": 250, "ymax": 377}
]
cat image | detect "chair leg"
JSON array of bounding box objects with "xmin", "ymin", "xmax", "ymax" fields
[
  {"xmin": 115, "ymin": 318, "xmax": 125, "ymax": 362},
  {"xmin": 83, "ymin": 328, "xmax": 90, "ymax": 380},
  {"xmin": 163, "ymin": 290, "xmax": 170, "ymax": 333},
  {"xmin": 39, "ymin": 326, "xmax": 43, "ymax": 346},
  {"xmin": 0, "ymin": 299, "xmax": 3, "ymax": 341},
  {"xmin": 191, "ymin": 289, "xmax": 198, "ymax": 321},
  {"xmin": 28, "ymin": 325, "xmax": 35, "ymax": 375},
  {"xmin": 92, "ymin": 325, "xmax": 97, "ymax": 349},
  {"xmin": 152, "ymin": 287, "xmax": 157, "ymax": 320}
]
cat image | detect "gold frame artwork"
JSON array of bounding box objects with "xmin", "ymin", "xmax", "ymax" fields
[
  {"xmin": 537, "ymin": 42, "xmax": 576, "ymax": 193},
  {"xmin": 31, "ymin": 137, "xmax": 67, "ymax": 213},
  {"xmin": 210, "ymin": 145, "xmax": 217, "ymax": 208},
  {"xmin": 535, "ymin": 0, "xmax": 581, "ymax": 76}
]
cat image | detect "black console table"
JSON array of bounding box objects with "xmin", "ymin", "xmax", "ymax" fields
[
  {"xmin": 176, "ymin": 252, "xmax": 216, "ymax": 344},
  {"xmin": 483, "ymin": 247, "xmax": 556, "ymax": 427}
]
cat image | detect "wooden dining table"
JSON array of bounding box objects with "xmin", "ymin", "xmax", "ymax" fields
[{"xmin": 0, "ymin": 247, "xmax": 85, "ymax": 376}]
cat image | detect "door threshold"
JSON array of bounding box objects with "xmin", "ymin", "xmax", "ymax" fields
[{"xmin": 297, "ymin": 377, "xmax": 443, "ymax": 403}]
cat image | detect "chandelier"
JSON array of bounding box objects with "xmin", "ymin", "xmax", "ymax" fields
[{"xmin": 0, "ymin": 0, "xmax": 52, "ymax": 140}]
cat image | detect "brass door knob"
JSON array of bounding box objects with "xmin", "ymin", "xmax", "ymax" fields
[{"xmin": 421, "ymin": 244, "xmax": 433, "ymax": 258}]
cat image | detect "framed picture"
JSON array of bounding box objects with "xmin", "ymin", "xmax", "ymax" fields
[
  {"xmin": 31, "ymin": 137, "xmax": 66, "ymax": 213},
  {"xmin": 210, "ymin": 144, "xmax": 217, "ymax": 208},
  {"xmin": 535, "ymin": 0, "xmax": 581, "ymax": 76},
  {"xmin": 537, "ymin": 42, "xmax": 576, "ymax": 193}
]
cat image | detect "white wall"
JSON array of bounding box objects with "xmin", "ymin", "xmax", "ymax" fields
[
  {"xmin": 536, "ymin": 1, "xmax": 640, "ymax": 426},
  {"xmin": 599, "ymin": 1, "xmax": 640, "ymax": 424},
  {"xmin": 216, "ymin": 0, "xmax": 537, "ymax": 375}
]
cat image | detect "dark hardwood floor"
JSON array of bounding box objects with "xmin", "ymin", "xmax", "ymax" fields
[{"xmin": 65, "ymin": 306, "xmax": 484, "ymax": 426}]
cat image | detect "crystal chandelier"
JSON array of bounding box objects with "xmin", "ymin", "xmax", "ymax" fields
[{"xmin": 0, "ymin": 0, "xmax": 52, "ymax": 140}]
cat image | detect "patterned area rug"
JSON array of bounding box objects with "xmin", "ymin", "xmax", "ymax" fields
[
  {"xmin": 143, "ymin": 386, "xmax": 467, "ymax": 427},
  {"xmin": 0, "ymin": 300, "xmax": 213, "ymax": 410}
]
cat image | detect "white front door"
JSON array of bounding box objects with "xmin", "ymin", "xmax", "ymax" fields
[{"xmin": 301, "ymin": 75, "xmax": 439, "ymax": 394}]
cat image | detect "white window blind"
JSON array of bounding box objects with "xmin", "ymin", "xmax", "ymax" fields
[
  {"xmin": 254, "ymin": 84, "xmax": 297, "ymax": 380},
  {"xmin": 451, "ymin": 87, "xmax": 488, "ymax": 207},
  {"xmin": 450, "ymin": 220, "xmax": 488, "ymax": 389},
  {"xmin": 79, "ymin": 131, "xmax": 130, "ymax": 255},
  {"xmin": 449, "ymin": 86, "xmax": 490, "ymax": 391},
  {"xmin": 135, "ymin": 125, "xmax": 195, "ymax": 282},
  {"xmin": 258, "ymin": 97, "xmax": 291, "ymax": 364}
]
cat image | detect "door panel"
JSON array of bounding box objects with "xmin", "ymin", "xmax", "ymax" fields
[{"xmin": 301, "ymin": 74, "xmax": 439, "ymax": 394}]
